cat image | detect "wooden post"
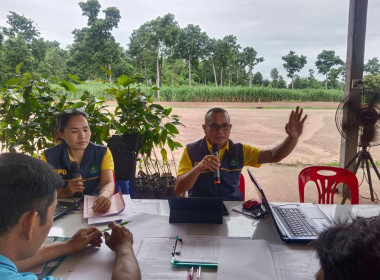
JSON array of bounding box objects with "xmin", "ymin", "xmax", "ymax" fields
[{"xmin": 339, "ymin": 0, "xmax": 368, "ymax": 198}]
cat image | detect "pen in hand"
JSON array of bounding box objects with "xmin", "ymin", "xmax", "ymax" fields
[{"xmin": 100, "ymin": 221, "xmax": 130, "ymax": 233}]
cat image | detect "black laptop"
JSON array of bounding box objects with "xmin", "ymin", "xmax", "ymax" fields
[
  {"xmin": 247, "ymin": 169, "xmax": 333, "ymax": 243},
  {"xmin": 54, "ymin": 200, "xmax": 80, "ymax": 221},
  {"xmin": 168, "ymin": 197, "xmax": 228, "ymax": 224}
]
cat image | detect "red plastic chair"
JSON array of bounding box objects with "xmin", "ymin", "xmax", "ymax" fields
[
  {"xmin": 298, "ymin": 166, "xmax": 359, "ymax": 204},
  {"xmin": 238, "ymin": 173, "xmax": 245, "ymax": 201}
]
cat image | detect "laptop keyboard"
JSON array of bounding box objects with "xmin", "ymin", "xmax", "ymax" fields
[{"xmin": 277, "ymin": 207, "xmax": 319, "ymax": 237}]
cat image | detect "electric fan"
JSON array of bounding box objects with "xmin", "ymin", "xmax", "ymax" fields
[{"xmin": 335, "ymin": 88, "xmax": 380, "ymax": 202}]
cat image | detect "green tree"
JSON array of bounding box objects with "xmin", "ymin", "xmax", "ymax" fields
[
  {"xmin": 242, "ymin": 47, "xmax": 264, "ymax": 87},
  {"xmin": 277, "ymin": 75, "xmax": 287, "ymax": 88},
  {"xmin": 364, "ymin": 57, "xmax": 380, "ymax": 76},
  {"xmin": 315, "ymin": 50, "xmax": 344, "ymax": 90},
  {"xmin": 363, "ymin": 74, "xmax": 380, "ymax": 89},
  {"xmin": 128, "ymin": 14, "xmax": 180, "ymax": 92},
  {"xmin": 270, "ymin": 68, "xmax": 279, "ymax": 87},
  {"xmin": 282, "ymin": 50, "xmax": 307, "ymax": 89},
  {"xmin": 203, "ymin": 37, "xmax": 219, "ymax": 86},
  {"xmin": 214, "ymin": 39, "xmax": 233, "ymax": 86},
  {"xmin": 128, "ymin": 22, "xmax": 156, "ymax": 85},
  {"xmin": 147, "ymin": 14, "xmax": 179, "ymax": 92},
  {"xmin": 222, "ymin": 35, "xmax": 241, "ymax": 86},
  {"xmin": 1, "ymin": 11, "xmax": 40, "ymax": 45},
  {"xmin": 253, "ymin": 72, "xmax": 263, "ymax": 85},
  {"xmin": 174, "ymin": 24, "xmax": 208, "ymax": 87},
  {"xmin": 69, "ymin": 0, "xmax": 122, "ymax": 80}
]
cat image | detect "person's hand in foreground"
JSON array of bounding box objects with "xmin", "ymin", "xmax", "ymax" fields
[
  {"xmin": 285, "ymin": 106, "xmax": 307, "ymax": 138},
  {"xmin": 65, "ymin": 227, "xmax": 103, "ymax": 254},
  {"xmin": 62, "ymin": 177, "xmax": 85, "ymax": 197},
  {"xmin": 93, "ymin": 194, "xmax": 111, "ymax": 214},
  {"xmin": 104, "ymin": 221, "xmax": 141, "ymax": 280}
]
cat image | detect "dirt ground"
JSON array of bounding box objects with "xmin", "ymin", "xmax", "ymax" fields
[{"xmin": 158, "ymin": 101, "xmax": 380, "ymax": 205}]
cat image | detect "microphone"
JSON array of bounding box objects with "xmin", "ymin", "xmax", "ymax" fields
[
  {"xmin": 69, "ymin": 161, "xmax": 81, "ymax": 178},
  {"xmin": 69, "ymin": 161, "xmax": 82, "ymax": 198},
  {"xmin": 212, "ymin": 143, "xmax": 220, "ymax": 184}
]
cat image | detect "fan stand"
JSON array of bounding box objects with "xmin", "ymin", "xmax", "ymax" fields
[{"xmin": 342, "ymin": 146, "xmax": 380, "ymax": 203}]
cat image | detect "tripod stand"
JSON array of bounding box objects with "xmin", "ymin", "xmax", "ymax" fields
[{"xmin": 343, "ymin": 146, "xmax": 380, "ymax": 202}]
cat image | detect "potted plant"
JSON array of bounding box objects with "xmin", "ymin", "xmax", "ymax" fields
[{"xmin": 101, "ymin": 71, "xmax": 183, "ymax": 198}]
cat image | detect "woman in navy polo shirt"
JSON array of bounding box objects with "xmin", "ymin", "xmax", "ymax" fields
[{"xmin": 41, "ymin": 109, "xmax": 114, "ymax": 214}]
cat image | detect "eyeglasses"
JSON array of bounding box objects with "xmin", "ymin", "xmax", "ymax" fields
[{"xmin": 208, "ymin": 123, "xmax": 231, "ymax": 132}]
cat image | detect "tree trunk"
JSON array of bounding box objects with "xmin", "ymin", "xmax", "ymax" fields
[
  {"xmin": 108, "ymin": 63, "xmax": 112, "ymax": 86},
  {"xmin": 144, "ymin": 62, "xmax": 148, "ymax": 86},
  {"xmin": 325, "ymin": 73, "xmax": 328, "ymax": 89},
  {"xmin": 220, "ymin": 67, "xmax": 223, "ymax": 86},
  {"xmin": 291, "ymin": 76, "xmax": 294, "ymax": 89},
  {"xmin": 156, "ymin": 56, "xmax": 160, "ymax": 99},
  {"xmin": 211, "ymin": 58, "xmax": 218, "ymax": 87},
  {"xmin": 171, "ymin": 62, "xmax": 174, "ymax": 86},
  {"xmin": 249, "ymin": 68, "xmax": 253, "ymax": 87},
  {"xmin": 188, "ymin": 54, "xmax": 192, "ymax": 87},
  {"xmin": 229, "ymin": 68, "xmax": 231, "ymax": 87}
]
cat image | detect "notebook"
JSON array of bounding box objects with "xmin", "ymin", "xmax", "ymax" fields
[
  {"xmin": 247, "ymin": 169, "xmax": 333, "ymax": 243},
  {"xmin": 168, "ymin": 197, "xmax": 228, "ymax": 224},
  {"xmin": 54, "ymin": 200, "xmax": 80, "ymax": 221}
]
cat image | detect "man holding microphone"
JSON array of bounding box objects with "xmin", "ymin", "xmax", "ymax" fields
[{"xmin": 174, "ymin": 107, "xmax": 307, "ymax": 200}]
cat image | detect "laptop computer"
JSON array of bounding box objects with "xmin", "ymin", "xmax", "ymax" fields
[
  {"xmin": 54, "ymin": 200, "xmax": 80, "ymax": 221},
  {"xmin": 247, "ymin": 169, "xmax": 333, "ymax": 243},
  {"xmin": 168, "ymin": 197, "xmax": 228, "ymax": 224}
]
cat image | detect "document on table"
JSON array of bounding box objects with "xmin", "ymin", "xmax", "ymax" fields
[
  {"xmin": 126, "ymin": 213, "xmax": 187, "ymax": 238},
  {"xmin": 136, "ymin": 238, "xmax": 187, "ymax": 280},
  {"xmin": 217, "ymin": 239, "xmax": 277, "ymax": 280},
  {"xmin": 88, "ymin": 194, "xmax": 134, "ymax": 224},
  {"xmin": 83, "ymin": 191, "xmax": 125, "ymax": 218},
  {"xmin": 132, "ymin": 200, "xmax": 160, "ymax": 215},
  {"xmin": 173, "ymin": 237, "xmax": 220, "ymax": 264},
  {"xmin": 269, "ymin": 243, "xmax": 320, "ymax": 280}
]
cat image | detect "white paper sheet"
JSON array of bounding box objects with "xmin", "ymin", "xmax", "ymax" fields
[
  {"xmin": 83, "ymin": 191, "xmax": 125, "ymax": 218},
  {"xmin": 173, "ymin": 237, "xmax": 220, "ymax": 264},
  {"xmin": 217, "ymin": 239, "xmax": 277, "ymax": 280},
  {"xmin": 125, "ymin": 213, "xmax": 187, "ymax": 238},
  {"xmin": 269, "ymin": 244, "xmax": 319, "ymax": 280},
  {"xmin": 132, "ymin": 201, "xmax": 161, "ymax": 215},
  {"xmin": 66, "ymin": 246, "xmax": 115, "ymax": 280},
  {"xmin": 136, "ymin": 238, "xmax": 187, "ymax": 280},
  {"xmin": 88, "ymin": 194, "xmax": 134, "ymax": 224}
]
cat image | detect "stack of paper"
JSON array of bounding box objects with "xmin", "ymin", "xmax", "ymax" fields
[{"xmin": 84, "ymin": 192, "xmax": 133, "ymax": 224}]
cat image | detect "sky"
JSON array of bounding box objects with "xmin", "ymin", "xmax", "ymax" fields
[{"xmin": 1, "ymin": 0, "xmax": 379, "ymax": 81}]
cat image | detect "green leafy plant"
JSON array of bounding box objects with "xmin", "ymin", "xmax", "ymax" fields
[
  {"xmin": 101, "ymin": 70, "xmax": 183, "ymax": 175},
  {"xmin": 0, "ymin": 63, "xmax": 111, "ymax": 156}
]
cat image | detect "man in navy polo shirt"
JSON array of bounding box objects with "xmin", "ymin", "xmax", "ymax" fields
[{"xmin": 175, "ymin": 107, "xmax": 307, "ymax": 200}]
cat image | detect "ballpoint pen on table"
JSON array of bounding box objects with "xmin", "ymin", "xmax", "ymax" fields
[
  {"xmin": 197, "ymin": 266, "xmax": 201, "ymax": 279},
  {"xmin": 100, "ymin": 221, "xmax": 130, "ymax": 233},
  {"xmin": 188, "ymin": 266, "xmax": 194, "ymax": 280}
]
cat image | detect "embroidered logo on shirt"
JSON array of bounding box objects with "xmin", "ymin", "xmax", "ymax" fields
[
  {"xmin": 89, "ymin": 164, "xmax": 99, "ymax": 174},
  {"xmin": 230, "ymin": 158, "xmax": 239, "ymax": 167},
  {"xmin": 56, "ymin": 169, "xmax": 67, "ymax": 175}
]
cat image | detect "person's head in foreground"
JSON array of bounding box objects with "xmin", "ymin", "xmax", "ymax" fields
[
  {"xmin": 0, "ymin": 152, "xmax": 62, "ymax": 260},
  {"xmin": 313, "ymin": 216, "xmax": 380, "ymax": 280}
]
